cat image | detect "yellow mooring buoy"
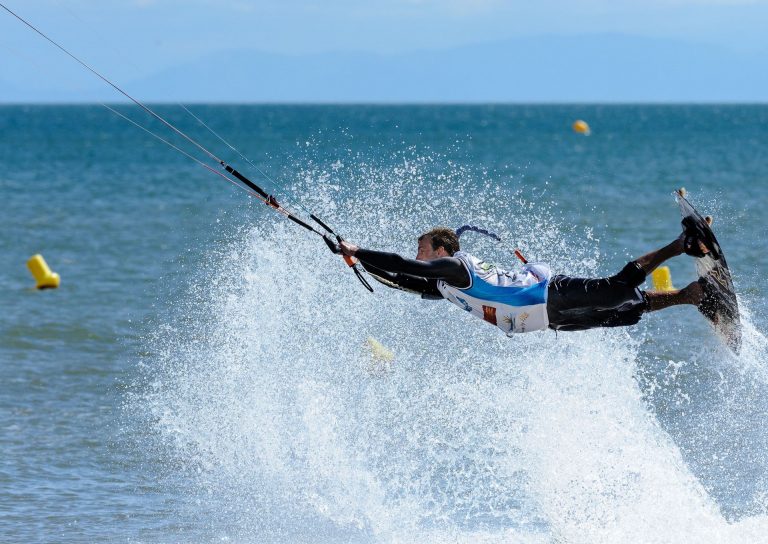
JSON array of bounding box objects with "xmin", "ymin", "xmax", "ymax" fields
[
  {"xmin": 572, "ymin": 119, "xmax": 591, "ymax": 135},
  {"xmin": 651, "ymin": 266, "xmax": 674, "ymax": 292},
  {"xmin": 27, "ymin": 254, "xmax": 60, "ymax": 289}
]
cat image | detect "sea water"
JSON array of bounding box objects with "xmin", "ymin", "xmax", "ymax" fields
[{"xmin": 1, "ymin": 105, "xmax": 768, "ymax": 542}]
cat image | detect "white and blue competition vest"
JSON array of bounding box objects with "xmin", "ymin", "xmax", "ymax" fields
[{"xmin": 437, "ymin": 251, "xmax": 551, "ymax": 334}]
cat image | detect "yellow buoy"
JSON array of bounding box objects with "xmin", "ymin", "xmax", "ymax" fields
[
  {"xmin": 27, "ymin": 254, "xmax": 60, "ymax": 289},
  {"xmin": 651, "ymin": 266, "xmax": 674, "ymax": 292},
  {"xmin": 572, "ymin": 119, "xmax": 591, "ymax": 135}
]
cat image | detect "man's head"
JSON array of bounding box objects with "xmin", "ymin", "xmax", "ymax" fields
[{"xmin": 417, "ymin": 227, "xmax": 460, "ymax": 261}]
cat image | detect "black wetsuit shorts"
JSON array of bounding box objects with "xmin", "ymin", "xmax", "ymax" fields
[{"xmin": 546, "ymin": 261, "xmax": 649, "ymax": 331}]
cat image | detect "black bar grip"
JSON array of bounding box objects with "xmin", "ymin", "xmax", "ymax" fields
[
  {"xmin": 286, "ymin": 214, "xmax": 316, "ymax": 232},
  {"xmin": 223, "ymin": 163, "xmax": 270, "ymax": 199},
  {"xmin": 323, "ymin": 235, "xmax": 341, "ymax": 254},
  {"xmin": 310, "ymin": 214, "xmax": 335, "ymax": 234}
]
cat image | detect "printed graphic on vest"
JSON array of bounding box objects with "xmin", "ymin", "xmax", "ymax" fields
[
  {"xmin": 504, "ymin": 311, "xmax": 530, "ymax": 332},
  {"xmin": 482, "ymin": 305, "xmax": 498, "ymax": 325},
  {"xmin": 455, "ymin": 296, "xmax": 472, "ymax": 312}
]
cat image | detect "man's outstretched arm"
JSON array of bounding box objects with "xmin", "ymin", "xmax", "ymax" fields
[
  {"xmin": 357, "ymin": 260, "xmax": 443, "ymax": 298},
  {"xmin": 340, "ymin": 242, "xmax": 470, "ymax": 288}
]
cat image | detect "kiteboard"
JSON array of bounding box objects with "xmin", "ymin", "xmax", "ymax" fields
[{"xmin": 676, "ymin": 188, "xmax": 741, "ymax": 354}]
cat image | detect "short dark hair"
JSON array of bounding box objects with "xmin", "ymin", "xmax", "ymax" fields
[{"xmin": 419, "ymin": 227, "xmax": 460, "ymax": 256}]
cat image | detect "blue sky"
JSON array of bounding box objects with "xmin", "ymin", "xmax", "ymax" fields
[{"xmin": 1, "ymin": 0, "xmax": 767, "ymax": 101}]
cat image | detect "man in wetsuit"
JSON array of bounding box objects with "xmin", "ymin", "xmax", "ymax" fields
[{"xmin": 337, "ymin": 227, "xmax": 706, "ymax": 334}]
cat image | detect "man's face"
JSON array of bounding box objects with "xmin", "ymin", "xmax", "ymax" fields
[{"xmin": 416, "ymin": 237, "xmax": 445, "ymax": 261}]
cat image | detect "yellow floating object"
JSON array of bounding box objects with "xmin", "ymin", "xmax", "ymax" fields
[
  {"xmin": 366, "ymin": 336, "xmax": 394, "ymax": 362},
  {"xmin": 651, "ymin": 266, "xmax": 674, "ymax": 292},
  {"xmin": 572, "ymin": 119, "xmax": 591, "ymax": 135},
  {"xmin": 27, "ymin": 254, "xmax": 60, "ymax": 289}
]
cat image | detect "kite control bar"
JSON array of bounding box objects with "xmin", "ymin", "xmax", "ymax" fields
[{"xmin": 312, "ymin": 214, "xmax": 374, "ymax": 293}]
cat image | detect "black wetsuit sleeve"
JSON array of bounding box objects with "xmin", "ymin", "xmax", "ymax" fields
[
  {"xmin": 358, "ymin": 261, "xmax": 443, "ymax": 298},
  {"xmin": 355, "ymin": 248, "xmax": 470, "ymax": 289}
]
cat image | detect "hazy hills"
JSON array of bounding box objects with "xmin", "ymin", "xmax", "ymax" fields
[{"xmin": 2, "ymin": 34, "xmax": 766, "ymax": 102}]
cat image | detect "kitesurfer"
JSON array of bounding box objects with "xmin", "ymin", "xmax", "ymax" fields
[{"xmin": 337, "ymin": 227, "xmax": 708, "ymax": 333}]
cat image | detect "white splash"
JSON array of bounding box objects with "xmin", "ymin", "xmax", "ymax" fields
[{"xmin": 138, "ymin": 154, "xmax": 768, "ymax": 543}]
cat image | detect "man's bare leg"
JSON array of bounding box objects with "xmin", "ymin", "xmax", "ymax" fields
[
  {"xmin": 634, "ymin": 237, "xmax": 684, "ymax": 275},
  {"xmin": 645, "ymin": 280, "xmax": 704, "ymax": 312}
]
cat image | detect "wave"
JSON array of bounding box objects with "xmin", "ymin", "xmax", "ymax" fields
[{"xmin": 131, "ymin": 151, "xmax": 768, "ymax": 543}]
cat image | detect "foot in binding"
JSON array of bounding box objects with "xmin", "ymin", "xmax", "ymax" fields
[{"xmin": 681, "ymin": 216, "xmax": 718, "ymax": 259}]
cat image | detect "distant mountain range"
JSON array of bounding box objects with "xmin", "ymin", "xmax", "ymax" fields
[{"xmin": 2, "ymin": 34, "xmax": 766, "ymax": 102}]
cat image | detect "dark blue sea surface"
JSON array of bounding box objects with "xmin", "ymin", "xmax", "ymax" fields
[{"xmin": 1, "ymin": 105, "xmax": 767, "ymax": 543}]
